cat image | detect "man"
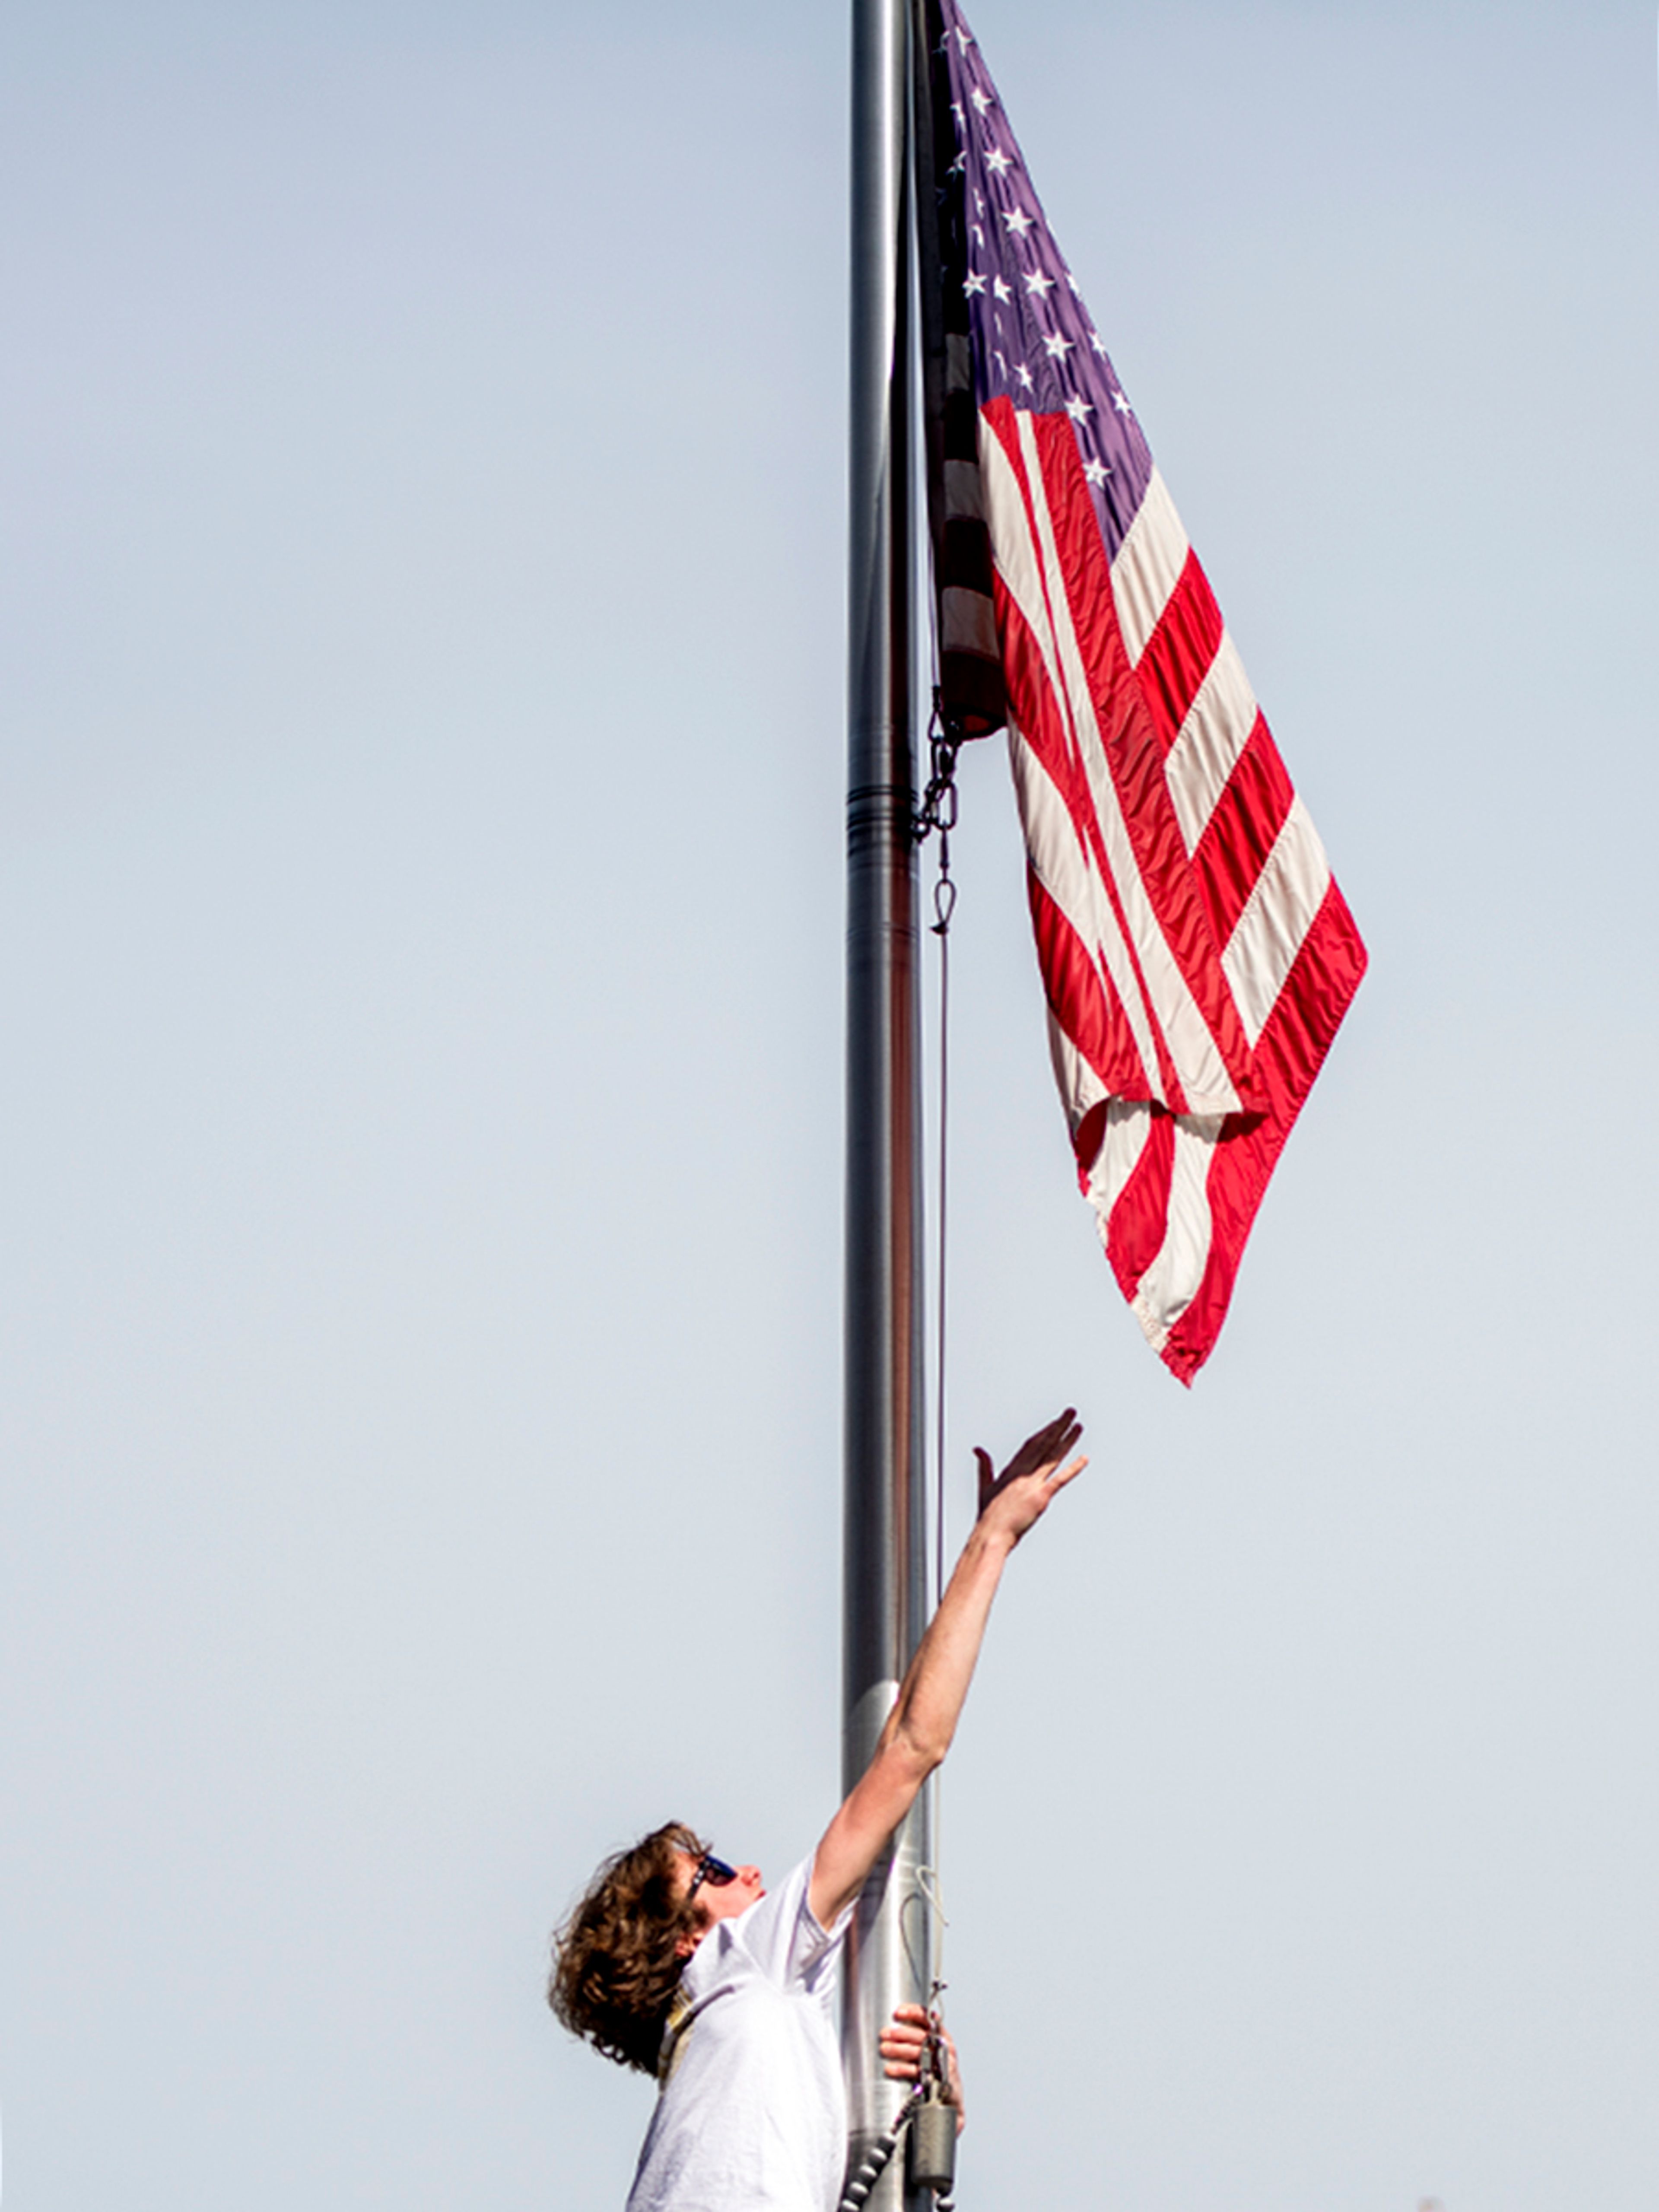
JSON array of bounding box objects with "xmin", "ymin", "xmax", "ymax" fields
[{"xmin": 551, "ymin": 1408, "xmax": 1086, "ymax": 2211}]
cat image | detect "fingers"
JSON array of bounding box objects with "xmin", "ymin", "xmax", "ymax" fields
[
  {"xmin": 1011, "ymin": 1410, "xmax": 1081, "ymax": 1477},
  {"xmin": 879, "ymin": 2002, "xmax": 934, "ymax": 2080},
  {"xmin": 981, "ymin": 1413, "xmax": 1084, "ymax": 1490},
  {"xmin": 879, "ymin": 2039, "xmax": 927, "ymax": 2078},
  {"xmin": 1046, "ymin": 1452, "xmax": 1088, "ymax": 1491},
  {"xmin": 1038, "ymin": 1413, "xmax": 1083, "ymax": 1464}
]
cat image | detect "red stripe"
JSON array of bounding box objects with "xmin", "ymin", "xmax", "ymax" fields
[
  {"xmin": 1136, "ymin": 550, "xmax": 1224, "ymax": 753},
  {"xmin": 1007, "ymin": 404, "xmax": 1262, "ymax": 1106},
  {"xmin": 995, "ymin": 598, "xmax": 1168, "ymax": 1103},
  {"xmin": 983, "ymin": 403, "xmax": 1179, "ymax": 1105},
  {"xmin": 1026, "ymin": 865, "xmax": 1146, "ymax": 1100},
  {"xmin": 1105, "ymin": 1109, "xmax": 1175, "ymax": 1301},
  {"xmin": 1157, "ymin": 880, "xmax": 1369, "ymax": 1383},
  {"xmin": 1192, "ymin": 713, "xmax": 1295, "ymax": 946}
]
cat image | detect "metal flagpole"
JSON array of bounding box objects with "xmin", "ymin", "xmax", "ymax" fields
[{"xmin": 843, "ymin": 0, "xmax": 932, "ymax": 2204}]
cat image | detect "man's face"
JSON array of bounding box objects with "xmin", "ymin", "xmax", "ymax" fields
[{"xmin": 673, "ymin": 1850, "xmax": 764, "ymax": 1955}]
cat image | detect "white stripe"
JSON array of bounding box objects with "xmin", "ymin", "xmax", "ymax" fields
[
  {"xmin": 1066, "ymin": 1089, "xmax": 1156, "ymax": 1311},
  {"xmin": 978, "ymin": 432, "xmax": 1071, "ymax": 751},
  {"xmin": 1222, "ymin": 795, "xmax": 1331, "ymax": 1046},
  {"xmin": 995, "ymin": 414, "xmax": 1241, "ymax": 1116},
  {"xmin": 1046, "ymin": 1011, "xmax": 1106, "ymax": 1135},
  {"xmin": 1086, "ymin": 1096, "xmax": 1154, "ymax": 1224},
  {"xmin": 1110, "ymin": 466, "xmax": 1187, "ymax": 667},
  {"xmin": 1130, "ymin": 1114, "xmax": 1223, "ymax": 1349},
  {"xmin": 1009, "ymin": 724, "xmax": 1163, "ymax": 1097},
  {"xmin": 1163, "ymin": 629, "xmax": 1258, "ymax": 855}
]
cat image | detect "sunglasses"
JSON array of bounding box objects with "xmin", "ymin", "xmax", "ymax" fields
[{"xmin": 685, "ymin": 1851, "xmax": 738, "ymax": 1907}]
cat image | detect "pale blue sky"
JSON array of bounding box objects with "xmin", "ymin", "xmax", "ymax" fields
[{"xmin": 2, "ymin": 4, "xmax": 1656, "ymax": 2209}]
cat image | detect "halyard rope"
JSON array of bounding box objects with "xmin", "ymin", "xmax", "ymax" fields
[{"xmin": 851, "ymin": 708, "xmax": 966, "ymax": 2212}]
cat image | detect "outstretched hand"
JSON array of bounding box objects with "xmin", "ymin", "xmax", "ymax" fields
[{"xmin": 974, "ymin": 1408, "xmax": 1087, "ymax": 1543}]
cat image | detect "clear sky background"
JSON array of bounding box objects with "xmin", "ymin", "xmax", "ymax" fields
[{"xmin": 2, "ymin": 3, "xmax": 1655, "ymax": 2208}]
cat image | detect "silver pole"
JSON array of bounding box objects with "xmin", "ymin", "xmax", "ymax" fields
[{"xmin": 843, "ymin": 0, "xmax": 931, "ymax": 2204}]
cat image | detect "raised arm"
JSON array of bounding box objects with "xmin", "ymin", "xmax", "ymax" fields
[{"xmin": 807, "ymin": 1409, "xmax": 1086, "ymax": 1929}]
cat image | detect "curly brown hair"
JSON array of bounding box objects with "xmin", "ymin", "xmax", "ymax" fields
[{"xmin": 549, "ymin": 1821, "xmax": 707, "ymax": 2075}]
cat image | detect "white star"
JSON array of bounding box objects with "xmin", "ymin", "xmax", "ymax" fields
[
  {"xmin": 970, "ymin": 86, "xmax": 992, "ymax": 116},
  {"xmin": 1066, "ymin": 270, "xmax": 1084, "ymax": 296},
  {"xmin": 973, "ymin": 190, "xmax": 985, "ymax": 213},
  {"xmin": 955, "ymin": 25, "xmax": 974, "ymax": 50},
  {"xmin": 1111, "ymin": 388, "xmax": 1134, "ymax": 415},
  {"xmin": 951, "ymin": 101, "xmax": 965, "ymax": 126},
  {"xmin": 948, "ymin": 152, "xmax": 967, "ymax": 175},
  {"xmin": 1044, "ymin": 330, "xmax": 1074, "ymax": 359},
  {"xmin": 984, "ymin": 145, "xmax": 1012, "ymax": 175},
  {"xmin": 992, "ymin": 275, "xmax": 1012, "ymax": 303},
  {"xmin": 993, "ymin": 348, "xmax": 1008, "ymax": 375},
  {"xmin": 1014, "ymin": 362, "xmax": 1034, "ymax": 390},
  {"xmin": 1003, "ymin": 205, "xmax": 1034, "ymax": 239},
  {"xmin": 1023, "ymin": 267, "xmax": 1054, "ymax": 299},
  {"xmin": 1088, "ymin": 329, "xmax": 1109, "ymax": 355},
  {"xmin": 1083, "ymin": 456, "xmax": 1111, "ymax": 486},
  {"xmin": 970, "ymin": 223, "xmax": 985, "ymax": 247},
  {"xmin": 1065, "ymin": 393, "xmax": 1093, "ymax": 422},
  {"xmin": 963, "ymin": 270, "xmax": 986, "ymax": 296}
]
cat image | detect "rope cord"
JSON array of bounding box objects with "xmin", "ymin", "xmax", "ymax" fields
[
  {"xmin": 914, "ymin": 699, "xmax": 962, "ymax": 1630},
  {"xmin": 868, "ymin": 700, "xmax": 964, "ymax": 2212},
  {"xmin": 933, "ymin": 869, "xmax": 952, "ymax": 1622},
  {"xmin": 927, "ymin": 712, "xmax": 959, "ymax": 2014}
]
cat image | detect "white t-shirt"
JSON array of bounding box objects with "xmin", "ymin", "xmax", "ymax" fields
[{"xmin": 624, "ymin": 1855, "xmax": 852, "ymax": 2212}]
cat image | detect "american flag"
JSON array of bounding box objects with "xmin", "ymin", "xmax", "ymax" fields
[{"xmin": 920, "ymin": 0, "xmax": 1367, "ymax": 1383}]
